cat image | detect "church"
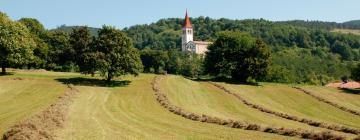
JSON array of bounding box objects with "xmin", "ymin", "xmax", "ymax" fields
[{"xmin": 181, "ymin": 11, "xmax": 212, "ymax": 55}]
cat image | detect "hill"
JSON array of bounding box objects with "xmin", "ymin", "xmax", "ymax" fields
[
  {"xmin": 1, "ymin": 70, "xmax": 360, "ymax": 139},
  {"xmin": 50, "ymin": 25, "xmax": 100, "ymax": 36},
  {"xmin": 343, "ymin": 20, "xmax": 360, "ymax": 29}
]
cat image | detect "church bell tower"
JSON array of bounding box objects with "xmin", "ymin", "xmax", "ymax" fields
[{"xmin": 182, "ymin": 10, "xmax": 193, "ymax": 52}]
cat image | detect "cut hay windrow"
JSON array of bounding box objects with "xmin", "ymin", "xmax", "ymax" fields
[
  {"xmin": 293, "ymin": 87, "xmax": 360, "ymax": 117},
  {"xmin": 152, "ymin": 76, "xmax": 346, "ymax": 140},
  {"xmin": 209, "ymin": 82, "xmax": 360, "ymax": 136},
  {"xmin": 2, "ymin": 84, "xmax": 78, "ymax": 140}
]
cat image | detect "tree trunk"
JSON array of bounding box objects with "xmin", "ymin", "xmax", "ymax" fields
[
  {"xmin": 1, "ymin": 65, "xmax": 5, "ymax": 75},
  {"xmin": 106, "ymin": 73, "xmax": 112, "ymax": 83}
]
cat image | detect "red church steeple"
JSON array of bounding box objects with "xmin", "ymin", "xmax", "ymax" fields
[{"xmin": 183, "ymin": 10, "xmax": 192, "ymax": 28}]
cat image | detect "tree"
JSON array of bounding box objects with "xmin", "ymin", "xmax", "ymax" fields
[
  {"xmin": 94, "ymin": 26, "xmax": 143, "ymax": 82},
  {"xmin": 19, "ymin": 18, "xmax": 49, "ymax": 68},
  {"xmin": 140, "ymin": 49, "xmax": 169, "ymax": 73},
  {"xmin": 204, "ymin": 31, "xmax": 271, "ymax": 82},
  {"xmin": 46, "ymin": 31, "xmax": 73, "ymax": 71},
  {"xmin": 331, "ymin": 41, "xmax": 353, "ymax": 60},
  {"xmin": 0, "ymin": 12, "xmax": 36, "ymax": 74},
  {"xmin": 351, "ymin": 64, "xmax": 360, "ymax": 81},
  {"xmin": 69, "ymin": 26, "xmax": 93, "ymax": 74}
]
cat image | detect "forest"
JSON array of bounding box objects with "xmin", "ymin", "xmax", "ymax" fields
[{"xmin": 2, "ymin": 11, "xmax": 360, "ymax": 84}]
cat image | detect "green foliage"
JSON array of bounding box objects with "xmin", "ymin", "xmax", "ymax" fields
[
  {"xmin": 45, "ymin": 31, "xmax": 75, "ymax": 71},
  {"xmin": 69, "ymin": 26, "xmax": 94, "ymax": 75},
  {"xmin": 0, "ymin": 12, "xmax": 36, "ymax": 74},
  {"xmin": 51, "ymin": 25, "xmax": 99, "ymax": 37},
  {"xmin": 19, "ymin": 18, "xmax": 49, "ymax": 68},
  {"xmin": 140, "ymin": 49, "xmax": 169, "ymax": 73},
  {"xmin": 205, "ymin": 31, "xmax": 271, "ymax": 82},
  {"xmin": 351, "ymin": 63, "xmax": 360, "ymax": 81},
  {"xmin": 268, "ymin": 47, "xmax": 349, "ymax": 85},
  {"xmin": 94, "ymin": 26, "xmax": 143, "ymax": 82}
]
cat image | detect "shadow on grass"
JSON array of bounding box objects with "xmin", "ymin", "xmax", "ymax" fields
[
  {"xmin": 55, "ymin": 77, "xmax": 131, "ymax": 87},
  {"xmin": 189, "ymin": 76, "xmax": 261, "ymax": 86},
  {"xmin": 0, "ymin": 72, "xmax": 14, "ymax": 76},
  {"xmin": 339, "ymin": 88, "xmax": 360, "ymax": 95}
]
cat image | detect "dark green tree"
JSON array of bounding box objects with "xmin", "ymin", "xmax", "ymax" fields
[
  {"xmin": 140, "ymin": 49, "xmax": 169, "ymax": 73},
  {"xmin": 205, "ymin": 31, "xmax": 271, "ymax": 82},
  {"xmin": 351, "ymin": 64, "xmax": 360, "ymax": 81},
  {"xmin": 95, "ymin": 26, "xmax": 143, "ymax": 82},
  {"xmin": 46, "ymin": 31, "xmax": 74, "ymax": 71},
  {"xmin": 69, "ymin": 26, "xmax": 93, "ymax": 74},
  {"xmin": 0, "ymin": 12, "xmax": 36, "ymax": 74}
]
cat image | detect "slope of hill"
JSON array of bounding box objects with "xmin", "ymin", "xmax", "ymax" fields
[
  {"xmin": 2, "ymin": 71, "xmax": 360, "ymax": 139},
  {"xmin": 343, "ymin": 20, "xmax": 360, "ymax": 29},
  {"xmin": 50, "ymin": 25, "xmax": 99, "ymax": 36},
  {"xmin": 215, "ymin": 82, "xmax": 360, "ymax": 129},
  {"xmin": 0, "ymin": 72, "xmax": 69, "ymax": 135},
  {"xmin": 332, "ymin": 28, "xmax": 360, "ymax": 36}
]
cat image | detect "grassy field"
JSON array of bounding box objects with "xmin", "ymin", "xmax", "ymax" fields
[
  {"xmin": 0, "ymin": 72, "xmax": 69, "ymax": 135},
  {"xmin": 56, "ymin": 74, "xmax": 293, "ymax": 139},
  {"xmin": 299, "ymin": 85, "xmax": 360, "ymax": 114},
  {"xmin": 332, "ymin": 28, "xmax": 360, "ymax": 35},
  {"xmin": 1, "ymin": 70, "xmax": 359, "ymax": 139},
  {"xmin": 217, "ymin": 82, "xmax": 360, "ymax": 129}
]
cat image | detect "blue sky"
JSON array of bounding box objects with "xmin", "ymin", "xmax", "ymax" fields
[{"xmin": 1, "ymin": 0, "xmax": 359, "ymax": 29}]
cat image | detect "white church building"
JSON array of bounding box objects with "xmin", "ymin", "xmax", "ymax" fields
[{"xmin": 181, "ymin": 11, "xmax": 212, "ymax": 55}]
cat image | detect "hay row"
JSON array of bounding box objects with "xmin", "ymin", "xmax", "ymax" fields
[
  {"xmin": 2, "ymin": 84, "xmax": 78, "ymax": 140},
  {"xmin": 209, "ymin": 82, "xmax": 360, "ymax": 136},
  {"xmin": 152, "ymin": 76, "xmax": 346, "ymax": 140},
  {"xmin": 293, "ymin": 87, "xmax": 360, "ymax": 117}
]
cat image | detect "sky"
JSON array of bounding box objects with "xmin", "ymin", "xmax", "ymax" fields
[{"xmin": 1, "ymin": 0, "xmax": 359, "ymax": 29}]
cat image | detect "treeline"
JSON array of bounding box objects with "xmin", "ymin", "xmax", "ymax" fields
[
  {"xmin": 124, "ymin": 17, "xmax": 360, "ymax": 84},
  {"xmin": 2, "ymin": 10, "xmax": 360, "ymax": 84},
  {"xmin": 0, "ymin": 12, "xmax": 143, "ymax": 82}
]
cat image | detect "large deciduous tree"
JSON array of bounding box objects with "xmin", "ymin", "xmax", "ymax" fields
[
  {"xmin": 95, "ymin": 26, "xmax": 143, "ymax": 82},
  {"xmin": 204, "ymin": 31, "xmax": 271, "ymax": 82},
  {"xmin": 19, "ymin": 18, "xmax": 49, "ymax": 68},
  {"xmin": 0, "ymin": 12, "xmax": 36, "ymax": 74},
  {"xmin": 69, "ymin": 26, "xmax": 94, "ymax": 75}
]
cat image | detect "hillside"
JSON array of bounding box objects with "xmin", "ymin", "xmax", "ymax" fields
[
  {"xmin": 1, "ymin": 70, "xmax": 360, "ymax": 139},
  {"xmin": 50, "ymin": 25, "xmax": 100, "ymax": 36},
  {"xmin": 332, "ymin": 28, "xmax": 360, "ymax": 36}
]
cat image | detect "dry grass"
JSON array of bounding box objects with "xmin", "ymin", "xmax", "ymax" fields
[{"xmin": 2, "ymin": 85, "xmax": 78, "ymax": 140}]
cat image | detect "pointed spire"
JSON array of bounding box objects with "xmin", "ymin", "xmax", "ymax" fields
[{"xmin": 183, "ymin": 10, "xmax": 192, "ymax": 28}]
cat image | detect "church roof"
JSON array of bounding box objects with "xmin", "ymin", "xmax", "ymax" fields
[{"xmin": 183, "ymin": 10, "xmax": 192, "ymax": 28}]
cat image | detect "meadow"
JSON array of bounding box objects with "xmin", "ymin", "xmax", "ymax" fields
[{"xmin": 1, "ymin": 70, "xmax": 359, "ymax": 139}]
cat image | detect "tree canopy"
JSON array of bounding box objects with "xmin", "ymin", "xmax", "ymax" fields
[
  {"xmin": 0, "ymin": 12, "xmax": 36, "ymax": 74},
  {"xmin": 204, "ymin": 31, "xmax": 271, "ymax": 82},
  {"xmin": 94, "ymin": 26, "xmax": 143, "ymax": 82}
]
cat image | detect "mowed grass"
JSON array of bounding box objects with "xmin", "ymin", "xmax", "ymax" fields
[
  {"xmin": 217, "ymin": 82, "xmax": 360, "ymax": 129},
  {"xmin": 0, "ymin": 76, "xmax": 68, "ymax": 135},
  {"xmin": 300, "ymin": 85, "xmax": 360, "ymax": 114},
  {"xmin": 56, "ymin": 74, "xmax": 295, "ymax": 140},
  {"xmin": 332, "ymin": 28, "xmax": 360, "ymax": 35},
  {"xmin": 159, "ymin": 76, "xmax": 349, "ymax": 135}
]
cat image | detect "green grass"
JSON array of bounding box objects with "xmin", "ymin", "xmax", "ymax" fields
[
  {"xmin": 2, "ymin": 70, "xmax": 359, "ymax": 139},
  {"xmin": 217, "ymin": 82, "xmax": 360, "ymax": 129},
  {"xmin": 300, "ymin": 85, "xmax": 360, "ymax": 114},
  {"xmin": 159, "ymin": 76, "xmax": 352, "ymax": 135},
  {"xmin": 56, "ymin": 74, "xmax": 294, "ymax": 139},
  {"xmin": 0, "ymin": 76, "xmax": 67, "ymax": 135}
]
